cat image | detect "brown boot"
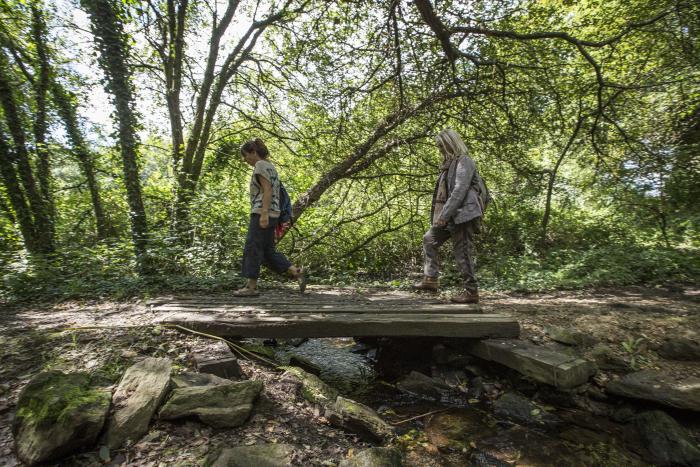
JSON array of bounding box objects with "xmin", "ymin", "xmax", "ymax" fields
[
  {"xmin": 450, "ymin": 289, "xmax": 479, "ymax": 304},
  {"xmin": 412, "ymin": 276, "xmax": 439, "ymax": 292}
]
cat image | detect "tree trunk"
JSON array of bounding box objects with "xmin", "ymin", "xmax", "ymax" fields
[
  {"xmin": 31, "ymin": 4, "xmax": 56, "ymax": 236},
  {"xmin": 0, "ymin": 129, "xmax": 38, "ymax": 252},
  {"xmin": 0, "ymin": 50, "xmax": 54, "ymax": 254},
  {"xmin": 51, "ymin": 81, "xmax": 111, "ymax": 239},
  {"xmin": 540, "ymin": 115, "xmax": 584, "ymax": 245},
  {"xmin": 82, "ymin": 0, "xmax": 150, "ymax": 272}
]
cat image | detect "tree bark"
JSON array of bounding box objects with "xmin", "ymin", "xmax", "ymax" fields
[
  {"xmin": 31, "ymin": 4, "xmax": 56, "ymax": 236},
  {"xmin": 82, "ymin": 0, "xmax": 150, "ymax": 272},
  {"xmin": 0, "ymin": 128, "xmax": 38, "ymax": 252},
  {"xmin": 0, "ymin": 50, "xmax": 54, "ymax": 253}
]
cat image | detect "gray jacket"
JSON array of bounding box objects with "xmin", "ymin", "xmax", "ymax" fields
[{"xmin": 432, "ymin": 155, "xmax": 483, "ymax": 225}]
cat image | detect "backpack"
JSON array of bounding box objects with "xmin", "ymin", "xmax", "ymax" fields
[
  {"xmin": 473, "ymin": 170, "xmax": 492, "ymax": 214},
  {"xmin": 278, "ymin": 182, "xmax": 293, "ymax": 224}
]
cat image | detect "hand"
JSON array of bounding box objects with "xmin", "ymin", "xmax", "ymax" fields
[
  {"xmin": 259, "ymin": 214, "xmax": 270, "ymax": 229},
  {"xmin": 434, "ymin": 218, "xmax": 447, "ymax": 227}
]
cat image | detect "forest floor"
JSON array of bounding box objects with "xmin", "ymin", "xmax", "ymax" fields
[{"xmin": 0, "ymin": 284, "xmax": 698, "ymax": 466}]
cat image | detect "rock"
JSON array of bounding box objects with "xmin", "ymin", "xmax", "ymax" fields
[
  {"xmin": 12, "ymin": 371, "xmax": 111, "ymax": 466},
  {"xmin": 606, "ymin": 370, "xmax": 700, "ymax": 412},
  {"xmin": 159, "ymin": 379, "xmax": 262, "ymax": 428},
  {"xmin": 339, "ymin": 447, "xmax": 403, "ymax": 467},
  {"xmin": 208, "ymin": 443, "xmax": 295, "ymax": 467},
  {"xmin": 469, "ymin": 451, "xmax": 514, "ymax": 466},
  {"xmin": 426, "ymin": 409, "xmax": 496, "ymax": 452},
  {"xmin": 634, "ymin": 411, "xmax": 700, "ymax": 467},
  {"xmin": 192, "ymin": 342, "xmax": 242, "ymax": 379},
  {"xmin": 492, "ymin": 392, "xmax": 561, "ymax": 429},
  {"xmin": 467, "ymin": 376, "xmax": 485, "ymax": 400},
  {"xmin": 288, "ymin": 354, "xmax": 323, "ymax": 376},
  {"xmin": 102, "ymin": 357, "xmax": 172, "ymax": 449},
  {"xmin": 325, "ymin": 396, "xmax": 393, "ymax": 442},
  {"xmin": 546, "ymin": 326, "xmax": 598, "ymax": 347},
  {"xmin": 396, "ymin": 371, "xmax": 450, "ymax": 400},
  {"xmin": 171, "ymin": 372, "xmax": 231, "ymax": 389},
  {"xmin": 658, "ymin": 337, "xmax": 700, "ymax": 361},
  {"xmin": 281, "ymin": 366, "xmax": 338, "ymax": 407},
  {"xmin": 590, "ymin": 344, "xmax": 627, "ymax": 370}
]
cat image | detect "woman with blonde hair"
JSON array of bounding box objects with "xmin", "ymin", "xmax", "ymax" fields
[{"xmin": 413, "ymin": 129, "xmax": 484, "ymax": 303}]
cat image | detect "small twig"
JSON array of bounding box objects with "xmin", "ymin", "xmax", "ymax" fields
[
  {"xmin": 390, "ymin": 408, "xmax": 449, "ymax": 425},
  {"xmin": 59, "ymin": 324, "xmax": 282, "ymax": 368},
  {"xmin": 162, "ymin": 324, "xmax": 282, "ymax": 368}
]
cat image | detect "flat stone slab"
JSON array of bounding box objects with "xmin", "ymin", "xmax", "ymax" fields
[
  {"xmin": 208, "ymin": 443, "xmax": 295, "ymax": 467},
  {"xmin": 102, "ymin": 357, "xmax": 172, "ymax": 449},
  {"xmin": 467, "ymin": 339, "xmax": 597, "ymax": 388},
  {"xmin": 159, "ymin": 380, "xmax": 263, "ymax": 428},
  {"xmin": 606, "ymin": 370, "xmax": 700, "ymax": 412},
  {"xmin": 192, "ymin": 341, "xmax": 242, "ymax": 379},
  {"xmin": 161, "ymin": 312, "xmax": 519, "ymax": 339}
]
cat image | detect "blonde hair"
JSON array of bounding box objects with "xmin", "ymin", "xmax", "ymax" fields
[{"xmin": 435, "ymin": 128, "xmax": 468, "ymax": 160}]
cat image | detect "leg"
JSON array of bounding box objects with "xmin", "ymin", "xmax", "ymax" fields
[
  {"xmin": 260, "ymin": 218, "xmax": 306, "ymax": 293},
  {"xmin": 261, "ymin": 217, "xmax": 293, "ymax": 274},
  {"xmin": 451, "ymin": 220, "xmax": 479, "ymax": 293},
  {"xmin": 423, "ymin": 225, "xmax": 451, "ymax": 278},
  {"xmin": 239, "ymin": 214, "xmax": 265, "ymax": 290}
]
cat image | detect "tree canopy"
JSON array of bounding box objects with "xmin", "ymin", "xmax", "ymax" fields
[{"xmin": 0, "ymin": 0, "xmax": 698, "ymax": 299}]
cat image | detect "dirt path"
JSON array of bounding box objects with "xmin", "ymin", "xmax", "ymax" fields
[{"xmin": 1, "ymin": 286, "xmax": 698, "ymax": 466}]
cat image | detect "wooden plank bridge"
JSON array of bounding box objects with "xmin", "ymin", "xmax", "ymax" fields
[
  {"xmin": 150, "ymin": 288, "xmax": 520, "ymax": 339},
  {"xmin": 151, "ymin": 288, "xmax": 598, "ymax": 388}
]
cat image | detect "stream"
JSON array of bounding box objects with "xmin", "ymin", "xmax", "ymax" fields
[{"xmin": 257, "ymin": 337, "xmax": 650, "ymax": 466}]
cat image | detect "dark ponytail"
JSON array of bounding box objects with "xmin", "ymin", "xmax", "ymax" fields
[{"xmin": 240, "ymin": 138, "xmax": 270, "ymax": 159}]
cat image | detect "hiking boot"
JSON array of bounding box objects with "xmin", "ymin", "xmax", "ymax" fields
[
  {"xmin": 297, "ymin": 267, "xmax": 307, "ymax": 294},
  {"xmin": 232, "ymin": 287, "xmax": 260, "ymax": 297},
  {"xmin": 412, "ymin": 276, "xmax": 439, "ymax": 292},
  {"xmin": 450, "ymin": 289, "xmax": 479, "ymax": 304}
]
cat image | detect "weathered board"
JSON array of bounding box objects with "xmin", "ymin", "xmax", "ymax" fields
[
  {"xmin": 152, "ymin": 303, "xmax": 483, "ymax": 314},
  {"xmin": 466, "ymin": 339, "xmax": 597, "ymax": 388},
  {"xmin": 160, "ymin": 312, "xmax": 520, "ymax": 339}
]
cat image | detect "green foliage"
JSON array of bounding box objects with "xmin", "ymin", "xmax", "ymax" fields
[{"xmin": 0, "ymin": 0, "xmax": 698, "ymax": 301}]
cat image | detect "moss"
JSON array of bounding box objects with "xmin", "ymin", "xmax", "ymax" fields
[
  {"xmin": 14, "ymin": 371, "xmax": 110, "ymax": 429},
  {"xmin": 280, "ymin": 366, "xmax": 338, "ymax": 406}
]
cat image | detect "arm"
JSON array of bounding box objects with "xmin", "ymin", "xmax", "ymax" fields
[
  {"xmin": 258, "ymin": 174, "xmax": 272, "ymax": 228},
  {"xmin": 439, "ymin": 156, "xmax": 476, "ymax": 222}
]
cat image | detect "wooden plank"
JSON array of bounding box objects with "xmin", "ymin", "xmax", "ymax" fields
[
  {"xmin": 152, "ymin": 303, "xmax": 483, "ymax": 314},
  {"xmin": 466, "ymin": 339, "xmax": 597, "ymax": 389},
  {"xmin": 147, "ymin": 295, "xmax": 445, "ymax": 307},
  {"xmin": 160, "ymin": 312, "xmax": 519, "ymax": 339}
]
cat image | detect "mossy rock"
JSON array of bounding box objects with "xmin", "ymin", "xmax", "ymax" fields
[
  {"xmin": 13, "ymin": 371, "xmax": 111, "ymax": 466},
  {"xmin": 159, "ymin": 379, "xmax": 263, "ymax": 428},
  {"xmin": 326, "ymin": 396, "xmax": 393, "ymax": 442},
  {"xmin": 339, "ymin": 447, "xmax": 403, "ymax": 467},
  {"xmin": 280, "ymin": 366, "xmax": 338, "ymax": 407}
]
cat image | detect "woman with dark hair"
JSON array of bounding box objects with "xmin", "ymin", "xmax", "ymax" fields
[{"xmin": 234, "ymin": 138, "xmax": 306, "ymax": 296}]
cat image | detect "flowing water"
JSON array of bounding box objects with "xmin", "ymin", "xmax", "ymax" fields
[{"xmin": 269, "ymin": 337, "xmax": 649, "ymax": 466}]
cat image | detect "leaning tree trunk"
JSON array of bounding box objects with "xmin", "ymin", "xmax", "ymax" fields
[
  {"xmin": 51, "ymin": 81, "xmax": 112, "ymax": 240},
  {"xmin": 0, "ymin": 50, "xmax": 54, "ymax": 254},
  {"xmin": 82, "ymin": 0, "xmax": 150, "ymax": 273}
]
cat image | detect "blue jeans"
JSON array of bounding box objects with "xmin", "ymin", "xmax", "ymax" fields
[{"xmin": 241, "ymin": 214, "xmax": 292, "ymax": 279}]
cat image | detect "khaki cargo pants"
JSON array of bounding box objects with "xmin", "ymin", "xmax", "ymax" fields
[{"xmin": 422, "ymin": 219, "xmax": 479, "ymax": 293}]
